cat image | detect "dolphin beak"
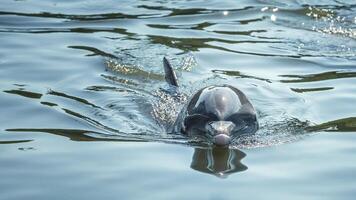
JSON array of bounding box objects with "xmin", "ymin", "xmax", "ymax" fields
[
  {"xmin": 206, "ymin": 121, "xmax": 235, "ymax": 146},
  {"xmin": 214, "ymin": 134, "xmax": 231, "ymax": 146}
]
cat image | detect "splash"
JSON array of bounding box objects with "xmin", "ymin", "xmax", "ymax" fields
[
  {"xmin": 293, "ymin": 6, "xmax": 356, "ymax": 57},
  {"xmin": 151, "ymin": 88, "xmax": 187, "ymax": 129},
  {"xmin": 306, "ymin": 7, "xmax": 355, "ymax": 39},
  {"xmin": 232, "ymin": 116, "xmax": 311, "ymax": 149}
]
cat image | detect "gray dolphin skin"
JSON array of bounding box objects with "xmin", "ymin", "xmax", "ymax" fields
[{"xmin": 163, "ymin": 57, "xmax": 258, "ymax": 146}]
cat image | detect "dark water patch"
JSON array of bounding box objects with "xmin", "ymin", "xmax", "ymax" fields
[
  {"xmin": 291, "ymin": 87, "xmax": 334, "ymax": 93},
  {"xmin": 18, "ymin": 147, "xmax": 35, "ymax": 151},
  {"xmin": 307, "ymin": 117, "xmax": 356, "ymax": 132},
  {"xmin": 212, "ymin": 69, "xmax": 272, "ymax": 83},
  {"xmin": 85, "ymin": 85, "xmax": 134, "ymax": 93},
  {"xmin": 5, "ymin": 128, "xmax": 191, "ymax": 146},
  {"xmin": 0, "ymin": 140, "xmax": 33, "ymax": 144},
  {"xmin": 68, "ymin": 45, "xmax": 118, "ymax": 58},
  {"xmin": 3, "ymin": 89, "xmax": 42, "ymax": 99},
  {"xmin": 147, "ymin": 22, "xmax": 215, "ymax": 31},
  {"xmin": 213, "ymin": 29, "xmax": 267, "ymax": 36},
  {"xmin": 207, "ymin": 41, "xmax": 302, "ymax": 58},
  {"xmin": 148, "ymin": 35, "xmax": 299, "ymax": 58},
  {"xmin": 138, "ymin": 6, "xmax": 208, "ymax": 17},
  {"xmin": 5, "ymin": 128, "xmax": 143, "ymax": 142},
  {"xmin": 0, "ymin": 15, "xmax": 135, "ymax": 37},
  {"xmin": 0, "ymin": 27, "xmax": 135, "ymax": 36},
  {"xmin": 40, "ymin": 101, "xmax": 58, "ymax": 107},
  {"xmin": 48, "ymin": 90, "xmax": 102, "ymax": 109},
  {"xmin": 280, "ymin": 71, "xmax": 356, "ymax": 83},
  {"xmin": 137, "ymin": 5, "xmax": 254, "ymax": 17},
  {"xmin": 61, "ymin": 108, "xmax": 118, "ymax": 133},
  {"xmin": 0, "ymin": 11, "xmax": 156, "ymax": 21}
]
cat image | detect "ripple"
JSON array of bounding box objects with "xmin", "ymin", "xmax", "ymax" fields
[
  {"xmin": 290, "ymin": 87, "xmax": 334, "ymax": 93},
  {"xmin": 307, "ymin": 117, "xmax": 356, "ymax": 132},
  {"xmin": 0, "ymin": 11, "xmax": 158, "ymax": 21},
  {"xmin": 3, "ymin": 89, "xmax": 42, "ymax": 99},
  {"xmin": 0, "ymin": 140, "xmax": 33, "ymax": 144},
  {"xmin": 280, "ymin": 71, "xmax": 356, "ymax": 83}
]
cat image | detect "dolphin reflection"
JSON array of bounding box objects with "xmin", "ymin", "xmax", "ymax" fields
[
  {"xmin": 6, "ymin": 128, "xmax": 247, "ymax": 178},
  {"xmin": 190, "ymin": 147, "xmax": 247, "ymax": 178},
  {"xmin": 6, "ymin": 128, "xmax": 248, "ymax": 178}
]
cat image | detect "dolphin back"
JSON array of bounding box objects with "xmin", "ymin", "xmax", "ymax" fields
[{"xmin": 163, "ymin": 57, "xmax": 179, "ymax": 87}]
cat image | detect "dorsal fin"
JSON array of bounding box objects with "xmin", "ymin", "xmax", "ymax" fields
[{"xmin": 163, "ymin": 57, "xmax": 179, "ymax": 87}]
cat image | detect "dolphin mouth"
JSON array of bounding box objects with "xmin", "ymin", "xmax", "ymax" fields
[
  {"xmin": 206, "ymin": 121, "xmax": 235, "ymax": 146},
  {"xmin": 213, "ymin": 134, "xmax": 231, "ymax": 146}
]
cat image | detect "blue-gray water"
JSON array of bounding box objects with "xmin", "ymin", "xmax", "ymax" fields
[{"xmin": 1, "ymin": 0, "xmax": 356, "ymax": 199}]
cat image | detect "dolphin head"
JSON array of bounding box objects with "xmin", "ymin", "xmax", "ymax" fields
[{"xmin": 182, "ymin": 86, "xmax": 258, "ymax": 146}]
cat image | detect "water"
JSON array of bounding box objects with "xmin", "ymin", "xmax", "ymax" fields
[{"xmin": 1, "ymin": 0, "xmax": 356, "ymax": 199}]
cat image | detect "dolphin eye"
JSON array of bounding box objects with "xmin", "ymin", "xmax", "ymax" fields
[
  {"xmin": 184, "ymin": 114, "xmax": 210, "ymax": 125},
  {"xmin": 227, "ymin": 113, "xmax": 253, "ymax": 125},
  {"xmin": 227, "ymin": 113, "xmax": 255, "ymax": 122},
  {"xmin": 184, "ymin": 114, "xmax": 211, "ymax": 131},
  {"xmin": 226, "ymin": 113, "xmax": 258, "ymax": 133}
]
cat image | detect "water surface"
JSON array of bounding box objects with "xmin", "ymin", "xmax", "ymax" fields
[{"xmin": 1, "ymin": 0, "xmax": 356, "ymax": 199}]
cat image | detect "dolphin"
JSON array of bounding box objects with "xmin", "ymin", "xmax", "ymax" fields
[{"xmin": 163, "ymin": 57, "xmax": 258, "ymax": 146}]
